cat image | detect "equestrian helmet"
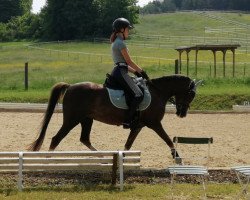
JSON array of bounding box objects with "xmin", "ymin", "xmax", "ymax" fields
[{"xmin": 112, "ymin": 18, "xmax": 133, "ymax": 32}]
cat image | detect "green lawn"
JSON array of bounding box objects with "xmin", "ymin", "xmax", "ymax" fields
[{"xmin": 0, "ymin": 183, "xmax": 244, "ymax": 200}]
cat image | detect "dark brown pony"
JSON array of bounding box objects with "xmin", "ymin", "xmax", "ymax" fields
[{"xmin": 28, "ymin": 75, "xmax": 197, "ymax": 158}]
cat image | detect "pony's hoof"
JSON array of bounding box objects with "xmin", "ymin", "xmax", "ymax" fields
[{"xmin": 175, "ymin": 157, "xmax": 183, "ymax": 165}]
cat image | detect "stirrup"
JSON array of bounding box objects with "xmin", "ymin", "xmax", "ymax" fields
[{"xmin": 122, "ymin": 122, "xmax": 131, "ymax": 129}]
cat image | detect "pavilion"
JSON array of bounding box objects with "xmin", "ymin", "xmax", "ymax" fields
[{"xmin": 175, "ymin": 44, "xmax": 241, "ymax": 77}]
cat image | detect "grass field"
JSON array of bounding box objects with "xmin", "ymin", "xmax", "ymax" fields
[
  {"xmin": 0, "ymin": 183, "xmax": 244, "ymax": 200},
  {"xmin": 0, "ymin": 11, "xmax": 250, "ymax": 109}
]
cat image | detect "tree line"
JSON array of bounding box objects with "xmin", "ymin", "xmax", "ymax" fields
[
  {"xmin": 141, "ymin": 0, "xmax": 250, "ymax": 14},
  {"xmin": 0, "ymin": 0, "xmax": 138, "ymax": 41},
  {"xmin": 0, "ymin": 0, "xmax": 249, "ymax": 42}
]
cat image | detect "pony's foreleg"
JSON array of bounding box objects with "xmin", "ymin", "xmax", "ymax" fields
[
  {"xmin": 124, "ymin": 128, "xmax": 142, "ymax": 150},
  {"xmin": 80, "ymin": 118, "xmax": 97, "ymax": 151},
  {"xmin": 148, "ymin": 122, "xmax": 181, "ymax": 161}
]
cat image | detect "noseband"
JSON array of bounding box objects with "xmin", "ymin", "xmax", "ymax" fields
[{"xmin": 176, "ymin": 103, "xmax": 190, "ymax": 111}]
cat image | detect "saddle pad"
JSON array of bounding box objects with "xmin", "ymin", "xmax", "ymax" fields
[{"xmin": 107, "ymin": 88, "xmax": 151, "ymax": 111}]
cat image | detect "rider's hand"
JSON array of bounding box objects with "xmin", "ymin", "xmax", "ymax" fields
[
  {"xmin": 140, "ymin": 70, "xmax": 150, "ymax": 81},
  {"xmin": 134, "ymin": 71, "xmax": 142, "ymax": 78}
]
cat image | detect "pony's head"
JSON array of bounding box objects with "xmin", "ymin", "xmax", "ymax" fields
[
  {"xmin": 150, "ymin": 75, "xmax": 201, "ymax": 118},
  {"xmin": 173, "ymin": 79, "xmax": 202, "ymax": 118}
]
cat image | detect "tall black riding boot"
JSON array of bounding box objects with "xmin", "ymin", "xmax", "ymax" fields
[{"xmin": 123, "ymin": 99, "xmax": 140, "ymax": 129}]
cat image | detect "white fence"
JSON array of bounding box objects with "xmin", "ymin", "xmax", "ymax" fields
[
  {"xmin": 0, "ymin": 102, "xmax": 176, "ymax": 113},
  {"xmin": 0, "ymin": 150, "xmax": 141, "ymax": 191}
]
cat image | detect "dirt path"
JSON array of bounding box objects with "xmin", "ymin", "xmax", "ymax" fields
[{"xmin": 0, "ymin": 112, "xmax": 249, "ymax": 168}]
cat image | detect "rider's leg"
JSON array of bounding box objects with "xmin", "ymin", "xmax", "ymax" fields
[
  {"xmin": 111, "ymin": 66, "xmax": 143, "ymax": 128},
  {"xmin": 123, "ymin": 95, "xmax": 143, "ymax": 129},
  {"xmin": 119, "ymin": 69, "xmax": 143, "ymax": 129}
]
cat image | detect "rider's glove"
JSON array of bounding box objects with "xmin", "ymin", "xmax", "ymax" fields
[
  {"xmin": 140, "ymin": 70, "xmax": 150, "ymax": 81},
  {"xmin": 134, "ymin": 71, "xmax": 142, "ymax": 78}
]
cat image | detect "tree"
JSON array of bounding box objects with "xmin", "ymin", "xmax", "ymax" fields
[
  {"xmin": 42, "ymin": 0, "xmax": 98, "ymax": 40},
  {"xmin": 181, "ymin": 0, "xmax": 193, "ymax": 10},
  {"xmin": 228, "ymin": 0, "xmax": 250, "ymax": 11},
  {"xmin": 141, "ymin": 1, "xmax": 163, "ymax": 14},
  {"xmin": 162, "ymin": 0, "xmax": 176, "ymax": 12},
  {"xmin": 208, "ymin": 0, "xmax": 229, "ymax": 10},
  {"xmin": 40, "ymin": 0, "xmax": 138, "ymax": 40},
  {"xmin": 172, "ymin": 0, "xmax": 183, "ymax": 9},
  {"xmin": 0, "ymin": 13, "xmax": 42, "ymax": 41},
  {"xmin": 20, "ymin": 0, "xmax": 33, "ymax": 14},
  {"xmin": 140, "ymin": 0, "xmax": 250, "ymax": 11},
  {"xmin": 96, "ymin": 0, "xmax": 139, "ymax": 36},
  {"xmin": 0, "ymin": 0, "xmax": 32, "ymax": 23},
  {"xmin": 0, "ymin": 0, "xmax": 21, "ymax": 23}
]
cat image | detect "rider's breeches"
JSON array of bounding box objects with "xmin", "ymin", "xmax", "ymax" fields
[{"xmin": 111, "ymin": 65, "xmax": 143, "ymax": 102}]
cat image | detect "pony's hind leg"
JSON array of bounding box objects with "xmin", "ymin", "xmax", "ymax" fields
[
  {"xmin": 80, "ymin": 118, "xmax": 97, "ymax": 151},
  {"xmin": 49, "ymin": 121, "xmax": 78, "ymax": 151}
]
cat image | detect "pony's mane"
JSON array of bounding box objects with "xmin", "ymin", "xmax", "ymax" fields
[{"xmin": 151, "ymin": 74, "xmax": 190, "ymax": 83}]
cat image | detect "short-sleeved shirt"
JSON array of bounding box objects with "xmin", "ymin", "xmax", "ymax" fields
[{"xmin": 111, "ymin": 35, "xmax": 127, "ymax": 64}]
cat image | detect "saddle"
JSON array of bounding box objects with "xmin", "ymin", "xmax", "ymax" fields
[
  {"xmin": 104, "ymin": 73, "xmax": 122, "ymax": 90},
  {"xmin": 103, "ymin": 73, "xmax": 151, "ymax": 111}
]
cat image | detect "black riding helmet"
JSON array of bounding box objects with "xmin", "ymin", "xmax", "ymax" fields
[{"xmin": 112, "ymin": 18, "xmax": 133, "ymax": 32}]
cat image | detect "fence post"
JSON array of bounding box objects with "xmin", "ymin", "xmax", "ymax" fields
[
  {"xmin": 244, "ymin": 63, "xmax": 246, "ymax": 77},
  {"xmin": 111, "ymin": 153, "xmax": 118, "ymax": 185},
  {"xmin": 175, "ymin": 59, "xmax": 179, "ymax": 74},
  {"xmin": 24, "ymin": 62, "xmax": 28, "ymax": 90},
  {"xmin": 209, "ymin": 63, "xmax": 212, "ymax": 77},
  {"xmin": 18, "ymin": 152, "xmax": 24, "ymax": 191},
  {"xmin": 118, "ymin": 151, "xmax": 124, "ymax": 191}
]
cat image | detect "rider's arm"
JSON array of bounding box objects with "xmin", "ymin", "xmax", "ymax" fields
[
  {"xmin": 128, "ymin": 66, "xmax": 136, "ymax": 73},
  {"xmin": 121, "ymin": 48, "xmax": 142, "ymax": 73}
]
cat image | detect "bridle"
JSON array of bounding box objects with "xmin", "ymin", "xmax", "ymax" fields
[
  {"xmin": 169, "ymin": 79, "xmax": 197, "ymax": 108},
  {"xmin": 168, "ymin": 97, "xmax": 176, "ymax": 105}
]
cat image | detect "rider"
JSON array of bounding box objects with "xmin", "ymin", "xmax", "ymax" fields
[{"xmin": 110, "ymin": 17, "xmax": 149, "ymax": 129}]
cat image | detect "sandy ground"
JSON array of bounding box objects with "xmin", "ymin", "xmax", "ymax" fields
[{"xmin": 0, "ymin": 112, "xmax": 249, "ymax": 169}]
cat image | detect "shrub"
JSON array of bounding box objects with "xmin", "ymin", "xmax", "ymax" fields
[{"xmin": 0, "ymin": 14, "xmax": 42, "ymax": 41}]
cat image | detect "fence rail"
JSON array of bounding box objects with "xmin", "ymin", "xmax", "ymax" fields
[
  {"xmin": 0, "ymin": 150, "xmax": 141, "ymax": 191},
  {"xmin": 0, "ymin": 102, "xmax": 176, "ymax": 113},
  {"xmin": 25, "ymin": 42, "xmax": 250, "ymax": 78}
]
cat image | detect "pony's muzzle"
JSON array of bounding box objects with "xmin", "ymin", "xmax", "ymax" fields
[{"xmin": 176, "ymin": 104, "xmax": 188, "ymax": 118}]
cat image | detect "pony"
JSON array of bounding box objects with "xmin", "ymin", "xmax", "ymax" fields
[{"xmin": 28, "ymin": 75, "xmax": 199, "ymax": 159}]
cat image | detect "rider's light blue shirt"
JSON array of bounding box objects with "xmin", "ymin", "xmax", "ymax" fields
[{"xmin": 111, "ymin": 35, "xmax": 127, "ymax": 64}]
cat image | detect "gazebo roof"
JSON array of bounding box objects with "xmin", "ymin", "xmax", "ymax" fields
[{"xmin": 175, "ymin": 44, "xmax": 241, "ymax": 51}]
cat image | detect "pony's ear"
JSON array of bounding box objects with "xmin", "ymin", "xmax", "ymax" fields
[
  {"xmin": 189, "ymin": 80, "xmax": 195, "ymax": 90},
  {"xmin": 192, "ymin": 79, "xmax": 203, "ymax": 92}
]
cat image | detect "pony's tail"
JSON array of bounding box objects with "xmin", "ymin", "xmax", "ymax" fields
[{"xmin": 27, "ymin": 82, "xmax": 70, "ymax": 151}]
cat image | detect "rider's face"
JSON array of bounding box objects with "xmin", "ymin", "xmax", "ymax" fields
[{"xmin": 124, "ymin": 27, "xmax": 129, "ymax": 39}]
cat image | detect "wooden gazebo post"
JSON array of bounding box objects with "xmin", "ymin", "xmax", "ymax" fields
[
  {"xmin": 232, "ymin": 49, "xmax": 236, "ymax": 77},
  {"xmin": 222, "ymin": 50, "xmax": 227, "ymax": 77},
  {"xmin": 186, "ymin": 49, "xmax": 191, "ymax": 76},
  {"xmin": 195, "ymin": 49, "xmax": 198, "ymax": 77},
  {"xmin": 212, "ymin": 50, "xmax": 217, "ymax": 78},
  {"xmin": 178, "ymin": 50, "xmax": 183, "ymax": 74}
]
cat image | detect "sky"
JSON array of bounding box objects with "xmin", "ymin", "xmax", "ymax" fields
[{"xmin": 32, "ymin": 0, "xmax": 153, "ymax": 13}]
